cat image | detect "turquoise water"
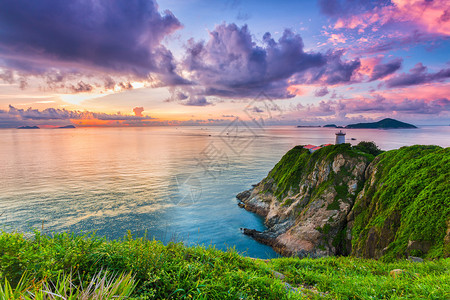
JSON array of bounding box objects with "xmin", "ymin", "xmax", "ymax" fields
[{"xmin": 1, "ymin": 125, "xmax": 449, "ymax": 258}]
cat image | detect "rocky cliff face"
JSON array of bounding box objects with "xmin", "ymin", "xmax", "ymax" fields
[
  {"xmin": 238, "ymin": 144, "xmax": 371, "ymax": 257},
  {"xmin": 239, "ymin": 144, "xmax": 449, "ymax": 260}
]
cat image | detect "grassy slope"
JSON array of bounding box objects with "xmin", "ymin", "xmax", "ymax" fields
[
  {"xmin": 1, "ymin": 231, "xmax": 449, "ymax": 299},
  {"xmin": 0, "ymin": 231, "xmax": 287, "ymax": 299},
  {"xmin": 351, "ymin": 145, "xmax": 450, "ymax": 260},
  {"xmin": 270, "ymin": 256, "xmax": 449, "ymax": 300}
]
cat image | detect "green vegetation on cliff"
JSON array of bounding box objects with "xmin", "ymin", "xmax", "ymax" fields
[
  {"xmin": 249, "ymin": 143, "xmax": 448, "ymax": 260},
  {"xmin": 264, "ymin": 143, "xmax": 375, "ymax": 199},
  {"xmin": 248, "ymin": 143, "xmax": 381, "ymax": 257},
  {"xmin": 1, "ymin": 231, "xmax": 449, "ymax": 299},
  {"xmin": 351, "ymin": 145, "xmax": 450, "ymax": 261}
]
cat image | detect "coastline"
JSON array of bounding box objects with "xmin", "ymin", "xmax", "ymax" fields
[{"xmin": 237, "ymin": 144, "xmax": 450, "ymax": 261}]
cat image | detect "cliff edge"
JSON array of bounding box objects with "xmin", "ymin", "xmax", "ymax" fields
[{"xmin": 238, "ymin": 144, "xmax": 449, "ymax": 261}]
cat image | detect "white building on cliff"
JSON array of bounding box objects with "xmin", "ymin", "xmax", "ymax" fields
[{"xmin": 335, "ymin": 130, "xmax": 346, "ymax": 144}]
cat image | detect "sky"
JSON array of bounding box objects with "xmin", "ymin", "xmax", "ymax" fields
[{"xmin": 0, "ymin": 0, "xmax": 449, "ymax": 127}]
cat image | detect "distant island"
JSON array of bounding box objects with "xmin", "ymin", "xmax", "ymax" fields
[
  {"xmin": 57, "ymin": 125, "xmax": 76, "ymax": 129},
  {"xmin": 17, "ymin": 126, "xmax": 39, "ymax": 129},
  {"xmin": 346, "ymin": 118, "xmax": 417, "ymax": 129},
  {"xmin": 323, "ymin": 124, "xmax": 344, "ymax": 128},
  {"xmin": 297, "ymin": 118, "xmax": 416, "ymax": 129}
]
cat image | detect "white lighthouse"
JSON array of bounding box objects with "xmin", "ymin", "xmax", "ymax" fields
[{"xmin": 335, "ymin": 130, "xmax": 346, "ymax": 144}]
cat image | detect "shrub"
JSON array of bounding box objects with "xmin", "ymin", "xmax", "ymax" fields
[{"xmin": 353, "ymin": 141, "xmax": 383, "ymax": 157}]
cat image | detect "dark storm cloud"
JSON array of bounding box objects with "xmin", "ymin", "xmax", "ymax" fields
[
  {"xmin": 386, "ymin": 63, "xmax": 450, "ymax": 87},
  {"xmin": 369, "ymin": 58, "xmax": 402, "ymax": 81},
  {"xmin": 0, "ymin": 0, "xmax": 183, "ymax": 80}
]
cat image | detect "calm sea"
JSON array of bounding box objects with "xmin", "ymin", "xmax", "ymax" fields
[{"xmin": 1, "ymin": 125, "xmax": 449, "ymax": 258}]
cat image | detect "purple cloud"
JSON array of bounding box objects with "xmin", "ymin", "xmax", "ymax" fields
[
  {"xmin": 1, "ymin": 105, "xmax": 249, "ymax": 127},
  {"xmin": 165, "ymin": 86, "xmax": 213, "ymax": 106},
  {"xmin": 180, "ymin": 23, "xmax": 362, "ymax": 100},
  {"xmin": 69, "ymin": 81, "xmax": 94, "ymax": 93},
  {"xmin": 344, "ymin": 96, "xmax": 450, "ymax": 115},
  {"xmin": 0, "ymin": 0, "xmax": 183, "ymax": 82},
  {"xmin": 182, "ymin": 24, "xmax": 326, "ymax": 99},
  {"xmin": 290, "ymin": 95, "xmax": 450, "ymax": 122},
  {"xmin": 369, "ymin": 58, "xmax": 402, "ymax": 81},
  {"xmin": 0, "ymin": 69, "xmax": 14, "ymax": 84},
  {"xmin": 252, "ymin": 106, "xmax": 264, "ymax": 113},
  {"xmin": 314, "ymin": 87, "xmax": 329, "ymax": 97},
  {"xmin": 311, "ymin": 50, "xmax": 361, "ymax": 85},
  {"xmin": 320, "ymin": 0, "xmax": 450, "ymax": 58},
  {"xmin": 5, "ymin": 105, "xmax": 153, "ymax": 121},
  {"xmin": 386, "ymin": 63, "xmax": 450, "ymax": 87},
  {"xmin": 181, "ymin": 97, "xmax": 213, "ymax": 106}
]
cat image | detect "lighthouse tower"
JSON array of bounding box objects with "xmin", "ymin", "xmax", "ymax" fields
[{"xmin": 335, "ymin": 130, "xmax": 346, "ymax": 144}]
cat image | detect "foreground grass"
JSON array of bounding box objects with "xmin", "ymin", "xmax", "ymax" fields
[
  {"xmin": 0, "ymin": 271, "xmax": 136, "ymax": 299},
  {"xmin": 269, "ymin": 257, "xmax": 449, "ymax": 299},
  {"xmin": 0, "ymin": 231, "xmax": 448, "ymax": 299}
]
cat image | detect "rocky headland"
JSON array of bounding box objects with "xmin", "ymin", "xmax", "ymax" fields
[{"xmin": 238, "ymin": 143, "xmax": 449, "ymax": 260}]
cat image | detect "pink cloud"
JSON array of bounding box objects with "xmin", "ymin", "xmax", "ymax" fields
[
  {"xmin": 283, "ymin": 81, "xmax": 450, "ymax": 123},
  {"xmin": 352, "ymin": 56, "xmax": 402, "ymax": 82},
  {"xmin": 329, "ymin": 33, "xmax": 347, "ymax": 45},
  {"xmin": 333, "ymin": 0, "xmax": 450, "ymax": 36},
  {"xmin": 359, "ymin": 57, "xmax": 382, "ymax": 76},
  {"xmin": 287, "ymin": 85, "xmax": 306, "ymax": 96},
  {"xmin": 133, "ymin": 107, "xmax": 144, "ymax": 117},
  {"xmin": 378, "ymin": 82, "xmax": 450, "ymax": 102},
  {"xmin": 286, "ymin": 95, "xmax": 450, "ymax": 125},
  {"xmin": 393, "ymin": 0, "xmax": 450, "ymax": 36}
]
